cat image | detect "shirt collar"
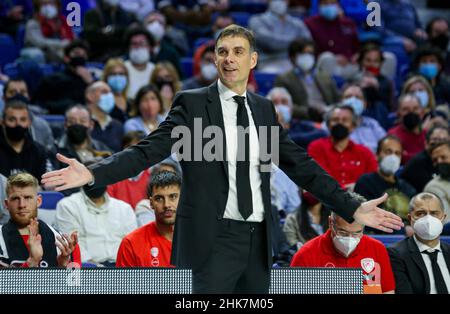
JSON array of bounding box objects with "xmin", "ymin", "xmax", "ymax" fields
[
  {"xmin": 217, "ymin": 79, "xmax": 247, "ymax": 102},
  {"xmin": 414, "ymin": 235, "xmax": 441, "ymax": 253},
  {"xmin": 91, "ymin": 114, "xmax": 112, "ymax": 130},
  {"xmin": 81, "ymin": 190, "xmax": 111, "ymax": 215}
]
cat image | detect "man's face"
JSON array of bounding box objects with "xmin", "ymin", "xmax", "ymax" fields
[
  {"xmin": 328, "ymin": 108, "xmax": 354, "ymax": 132},
  {"xmin": 431, "ymin": 145, "xmax": 450, "ymax": 165},
  {"xmin": 130, "ymin": 34, "xmax": 151, "ymax": 52},
  {"xmin": 431, "ymin": 20, "xmax": 449, "ymax": 38},
  {"xmin": 397, "ymin": 97, "xmax": 423, "ymax": 119},
  {"xmin": 378, "ymin": 138, "xmax": 402, "ymax": 160},
  {"xmin": 88, "ymin": 82, "xmax": 111, "ymax": 106},
  {"xmin": 4, "ymin": 81, "xmax": 29, "ymax": 100},
  {"xmin": 64, "ymin": 47, "xmax": 88, "ymax": 64},
  {"xmin": 202, "ymin": 51, "xmax": 215, "ymax": 66},
  {"xmin": 408, "ymin": 197, "xmax": 446, "ymax": 227},
  {"xmin": 4, "ymin": 186, "xmax": 41, "ymax": 228},
  {"xmin": 215, "ymin": 35, "xmax": 257, "ymax": 91},
  {"xmin": 362, "ymin": 50, "xmax": 382, "ymax": 70},
  {"xmin": 150, "ymin": 184, "xmax": 180, "ymax": 226},
  {"xmin": 342, "ymin": 86, "xmax": 364, "ymax": 102},
  {"xmin": 271, "ymin": 93, "xmax": 290, "ymax": 106},
  {"xmin": 65, "ymin": 108, "xmax": 92, "ymax": 129},
  {"xmin": 329, "ymin": 215, "xmax": 364, "ymax": 240},
  {"xmin": 419, "ymin": 55, "xmax": 442, "ymax": 72},
  {"xmin": 3, "ymin": 108, "xmax": 31, "ymax": 129},
  {"xmin": 427, "ymin": 128, "xmax": 449, "ymax": 149}
]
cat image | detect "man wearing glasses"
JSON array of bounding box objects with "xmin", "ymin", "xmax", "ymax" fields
[{"xmin": 290, "ymin": 192, "xmax": 396, "ymax": 294}]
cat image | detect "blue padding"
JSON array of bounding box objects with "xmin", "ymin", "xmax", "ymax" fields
[
  {"xmin": 180, "ymin": 57, "xmax": 193, "ymax": 78},
  {"xmin": 0, "ymin": 34, "xmax": 19, "ymax": 68},
  {"xmin": 254, "ymin": 72, "xmax": 277, "ymax": 96},
  {"xmin": 39, "ymin": 191, "xmax": 65, "ymax": 210},
  {"xmin": 230, "ymin": 11, "xmax": 251, "ymax": 27}
]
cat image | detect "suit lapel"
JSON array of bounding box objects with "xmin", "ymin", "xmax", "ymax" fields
[
  {"xmin": 408, "ymin": 237, "xmax": 431, "ymax": 293},
  {"xmin": 440, "ymin": 242, "xmax": 450, "ymax": 271},
  {"xmin": 246, "ymin": 92, "xmax": 263, "ymax": 134}
]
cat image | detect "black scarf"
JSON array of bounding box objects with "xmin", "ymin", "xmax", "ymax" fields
[{"xmin": 2, "ymin": 219, "xmax": 58, "ymax": 267}]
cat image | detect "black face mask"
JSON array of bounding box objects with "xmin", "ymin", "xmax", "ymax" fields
[
  {"xmin": 430, "ymin": 34, "xmax": 450, "ymax": 52},
  {"xmin": 4, "ymin": 125, "xmax": 28, "ymax": 142},
  {"xmin": 402, "ymin": 112, "xmax": 421, "ymax": 131},
  {"xmin": 67, "ymin": 124, "xmax": 88, "ymax": 145},
  {"xmin": 69, "ymin": 56, "xmax": 87, "ymax": 67},
  {"xmin": 83, "ymin": 186, "xmax": 106, "ymax": 199},
  {"xmin": 330, "ymin": 124, "xmax": 349, "ymax": 141},
  {"xmin": 154, "ymin": 79, "xmax": 173, "ymax": 90},
  {"xmin": 5, "ymin": 94, "xmax": 30, "ymax": 105},
  {"xmin": 437, "ymin": 162, "xmax": 450, "ymax": 180}
]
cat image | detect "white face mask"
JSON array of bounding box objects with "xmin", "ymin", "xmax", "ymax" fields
[
  {"xmin": 379, "ymin": 154, "xmax": 401, "ymax": 176},
  {"xmin": 296, "ymin": 53, "xmax": 315, "ymax": 73},
  {"xmin": 147, "ymin": 21, "xmax": 165, "ymax": 42},
  {"xmin": 414, "ymin": 90, "xmax": 429, "ymax": 108},
  {"xmin": 413, "ymin": 215, "xmax": 443, "ymax": 241},
  {"xmin": 200, "ymin": 63, "xmax": 218, "ymax": 81},
  {"xmin": 269, "ymin": 0, "xmax": 288, "ymax": 16},
  {"xmin": 333, "ymin": 235, "xmax": 360, "ymax": 257},
  {"xmin": 40, "ymin": 4, "xmax": 58, "ymax": 19},
  {"xmin": 129, "ymin": 48, "xmax": 150, "ymax": 65}
]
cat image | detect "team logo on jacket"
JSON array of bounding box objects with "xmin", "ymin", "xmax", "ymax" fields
[
  {"xmin": 361, "ymin": 258, "xmax": 375, "ymax": 274},
  {"xmin": 151, "ymin": 247, "xmax": 159, "ymax": 267}
]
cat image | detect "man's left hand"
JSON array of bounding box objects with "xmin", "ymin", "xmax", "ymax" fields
[{"xmin": 56, "ymin": 232, "xmax": 78, "ymax": 267}]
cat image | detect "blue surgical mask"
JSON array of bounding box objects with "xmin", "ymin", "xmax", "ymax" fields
[
  {"xmin": 414, "ymin": 90, "xmax": 429, "ymax": 108},
  {"xmin": 343, "ymin": 96, "xmax": 364, "ymax": 116},
  {"xmin": 98, "ymin": 92, "xmax": 115, "ymax": 114},
  {"xmin": 276, "ymin": 104, "xmax": 292, "ymax": 124},
  {"xmin": 419, "ymin": 63, "xmax": 439, "ymax": 80},
  {"xmin": 319, "ymin": 4, "xmax": 339, "ymax": 21},
  {"xmin": 107, "ymin": 75, "xmax": 127, "ymax": 93}
]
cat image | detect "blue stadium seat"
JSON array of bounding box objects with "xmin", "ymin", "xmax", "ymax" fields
[
  {"xmin": 193, "ymin": 37, "xmax": 213, "ymax": 52},
  {"xmin": 230, "ymin": 12, "xmax": 251, "ymax": 27},
  {"xmin": 254, "ymin": 72, "xmax": 277, "ymax": 96},
  {"xmin": 229, "ymin": 0, "xmax": 267, "ymax": 13},
  {"xmin": 180, "ymin": 57, "xmax": 194, "ymax": 78},
  {"xmin": 39, "ymin": 191, "xmax": 65, "ymax": 209},
  {"xmin": 332, "ymin": 75, "xmax": 346, "ymax": 89},
  {"xmin": 39, "ymin": 114, "xmax": 66, "ymax": 139},
  {"xmin": 0, "ymin": 34, "xmax": 19, "ymax": 69},
  {"xmin": 340, "ymin": 0, "xmax": 368, "ymax": 24},
  {"xmin": 15, "ymin": 24, "xmax": 26, "ymax": 51}
]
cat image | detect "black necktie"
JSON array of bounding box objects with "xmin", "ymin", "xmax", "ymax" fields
[
  {"xmin": 233, "ymin": 95, "xmax": 253, "ymax": 220},
  {"xmin": 423, "ymin": 250, "xmax": 449, "ymax": 294}
]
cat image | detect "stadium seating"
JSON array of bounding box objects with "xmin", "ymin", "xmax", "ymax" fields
[
  {"xmin": 38, "ymin": 191, "xmax": 65, "ymax": 227},
  {"xmin": 39, "ymin": 114, "xmax": 66, "ymax": 139},
  {"xmin": 0, "ymin": 34, "xmax": 19, "ymax": 69},
  {"xmin": 230, "ymin": 12, "xmax": 252, "ymax": 27},
  {"xmin": 180, "ymin": 57, "xmax": 194, "ymax": 78},
  {"xmin": 254, "ymin": 71, "xmax": 277, "ymax": 96}
]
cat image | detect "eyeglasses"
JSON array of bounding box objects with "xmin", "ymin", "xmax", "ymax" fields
[{"xmin": 332, "ymin": 224, "xmax": 363, "ymax": 238}]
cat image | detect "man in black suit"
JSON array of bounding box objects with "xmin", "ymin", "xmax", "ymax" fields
[
  {"xmin": 388, "ymin": 192, "xmax": 450, "ymax": 294},
  {"xmin": 42, "ymin": 25, "xmax": 403, "ymax": 294}
]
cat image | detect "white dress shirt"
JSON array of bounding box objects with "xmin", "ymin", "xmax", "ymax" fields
[
  {"xmin": 414, "ymin": 235, "xmax": 450, "ymax": 294},
  {"xmin": 217, "ymin": 79, "xmax": 264, "ymax": 222}
]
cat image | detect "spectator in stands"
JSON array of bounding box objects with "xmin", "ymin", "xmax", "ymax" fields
[
  {"xmin": 85, "ymin": 81, "xmax": 124, "ymax": 152},
  {"xmin": 424, "ymin": 141, "xmax": 450, "ymax": 222},
  {"xmin": 354, "ymin": 135, "xmax": 416, "ymax": 234},
  {"xmin": 426, "ymin": 17, "xmax": 450, "ymax": 75},
  {"xmin": 376, "ymin": 0, "xmax": 427, "ymax": 53},
  {"xmin": 119, "ymin": 0, "xmax": 155, "ymax": 21},
  {"xmin": 150, "ymin": 62, "xmax": 181, "ymax": 113},
  {"xmin": 35, "ymin": 39, "xmax": 94, "ymax": 115},
  {"xmin": 116, "ymin": 170, "xmax": 181, "ymax": 267},
  {"xmin": 283, "ymin": 191, "xmax": 330, "ymax": 248},
  {"xmin": 102, "ymin": 58, "xmax": 131, "ymax": 123},
  {"xmin": 401, "ymin": 125, "xmax": 450, "ymax": 193},
  {"xmin": 24, "ymin": 0, "xmax": 74, "ymax": 63},
  {"xmin": 291, "ymin": 192, "xmax": 396, "ymax": 294},
  {"xmin": 55, "ymin": 161, "xmax": 137, "ymax": 266},
  {"xmin": 144, "ymin": 11, "xmax": 183, "ymax": 78},
  {"xmin": 0, "ymin": 101, "xmax": 49, "ymax": 180},
  {"xmin": 341, "ymin": 84, "xmax": 386, "ymax": 153},
  {"xmin": 274, "ymin": 38, "xmax": 339, "ymax": 113},
  {"xmin": 0, "ymin": 173, "xmax": 9, "ymax": 225},
  {"xmin": 304, "ymin": 0, "xmax": 359, "ymax": 79},
  {"xmin": 182, "ymin": 44, "xmax": 217, "ymax": 90},
  {"xmin": 0, "ymin": 173, "xmax": 81, "ymax": 267},
  {"xmin": 3, "ymin": 79, "xmax": 54, "ymax": 152},
  {"xmin": 124, "ymin": 84, "xmax": 165, "ymax": 135},
  {"xmin": 0, "ymin": 0, "xmax": 33, "ymax": 37},
  {"xmin": 107, "ymin": 131, "xmax": 151, "ymax": 209},
  {"xmin": 308, "ymin": 106, "xmax": 378, "ymax": 189},
  {"xmin": 249, "ymin": 0, "xmax": 311, "ymax": 73},
  {"xmin": 402, "ymin": 75, "xmax": 436, "ymax": 113},
  {"xmin": 411, "ymin": 45, "xmax": 450, "ymax": 105},
  {"xmin": 56, "ymin": 105, "xmax": 112, "ymax": 166},
  {"xmin": 270, "ymin": 164, "xmax": 301, "ymax": 216},
  {"xmin": 388, "ymin": 94, "xmax": 426, "ymax": 164},
  {"xmin": 388, "ymin": 192, "xmax": 450, "ymax": 294},
  {"xmin": 83, "ymin": 0, "xmax": 137, "ymax": 61},
  {"xmin": 266, "ymin": 87, "xmax": 294, "ymax": 130},
  {"xmin": 123, "ymin": 27, "xmax": 156, "ymax": 99}
]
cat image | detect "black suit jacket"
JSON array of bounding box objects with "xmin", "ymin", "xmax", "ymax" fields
[
  {"xmin": 388, "ymin": 236, "xmax": 450, "ymax": 294},
  {"xmin": 89, "ymin": 82, "xmax": 361, "ymax": 271}
]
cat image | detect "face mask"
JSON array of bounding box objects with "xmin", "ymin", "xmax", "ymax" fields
[
  {"xmin": 97, "ymin": 93, "xmax": 115, "ymax": 114},
  {"xmin": 437, "ymin": 162, "xmax": 450, "ymax": 180},
  {"xmin": 67, "ymin": 124, "xmax": 88, "ymax": 145},
  {"xmin": 5, "ymin": 94, "xmax": 30, "ymax": 105},
  {"xmin": 413, "ymin": 215, "xmax": 443, "ymax": 241},
  {"xmin": 430, "ymin": 34, "xmax": 450, "ymax": 52},
  {"xmin": 104, "ymin": 0, "xmax": 119, "ymax": 6},
  {"xmin": 83, "ymin": 186, "xmax": 106, "ymax": 199},
  {"xmin": 419, "ymin": 63, "xmax": 439, "ymax": 80},
  {"xmin": 269, "ymin": 0, "xmax": 288, "ymax": 16},
  {"xmin": 365, "ymin": 66, "xmax": 380, "ymax": 76},
  {"xmin": 70, "ymin": 56, "xmax": 87, "ymax": 67},
  {"xmin": 319, "ymin": 4, "xmax": 339, "ymax": 21},
  {"xmin": 129, "ymin": 48, "xmax": 150, "ymax": 65},
  {"xmin": 296, "ymin": 53, "xmax": 315, "ymax": 73},
  {"xmin": 379, "ymin": 154, "xmax": 401, "ymax": 175},
  {"xmin": 333, "ymin": 235, "xmax": 360, "ymax": 257},
  {"xmin": 107, "ymin": 74, "xmax": 127, "ymax": 93},
  {"xmin": 155, "ymin": 78, "xmax": 173, "ymax": 91},
  {"xmin": 146, "ymin": 21, "xmax": 165, "ymax": 42},
  {"xmin": 330, "ymin": 124, "xmax": 349, "ymax": 141},
  {"xmin": 414, "ymin": 90, "xmax": 429, "ymax": 108},
  {"xmin": 402, "ymin": 112, "xmax": 421, "ymax": 131},
  {"xmin": 343, "ymin": 96, "xmax": 364, "ymax": 116},
  {"xmin": 40, "ymin": 4, "xmax": 58, "ymax": 19},
  {"xmin": 4, "ymin": 125, "xmax": 28, "ymax": 142},
  {"xmin": 276, "ymin": 104, "xmax": 292, "ymax": 124},
  {"xmin": 200, "ymin": 63, "xmax": 218, "ymax": 81}
]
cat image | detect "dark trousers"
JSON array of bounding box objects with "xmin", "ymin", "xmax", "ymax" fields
[{"xmin": 192, "ymin": 218, "xmax": 270, "ymax": 294}]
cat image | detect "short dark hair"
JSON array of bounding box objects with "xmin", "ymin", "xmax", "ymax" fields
[
  {"xmin": 122, "ymin": 131, "xmax": 146, "ymax": 149},
  {"xmin": 64, "ymin": 39, "xmax": 90, "ymax": 57},
  {"xmin": 426, "ymin": 17, "xmax": 449, "ymax": 35},
  {"xmin": 4, "ymin": 78, "xmax": 28, "ymax": 95},
  {"xmin": 3, "ymin": 100, "xmax": 29, "ymax": 117},
  {"xmin": 124, "ymin": 26, "xmax": 155, "ymax": 49},
  {"xmin": 215, "ymin": 24, "xmax": 256, "ymax": 52},
  {"xmin": 376, "ymin": 134, "xmax": 403, "ymax": 155},
  {"xmin": 201, "ymin": 44, "xmax": 216, "ymax": 59},
  {"xmin": 429, "ymin": 140, "xmax": 450, "ymax": 155},
  {"xmin": 288, "ymin": 38, "xmax": 315, "ymax": 59},
  {"xmin": 426, "ymin": 125, "xmax": 450, "ymax": 143},
  {"xmin": 412, "ymin": 44, "xmax": 445, "ymax": 69},
  {"xmin": 357, "ymin": 42, "xmax": 385, "ymax": 66},
  {"xmin": 132, "ymin": 84, "xmax": 163, "ymax": 117},
  {"xmin": 147, "ymin": 170, "xmax": 181, "ymax": 197}
]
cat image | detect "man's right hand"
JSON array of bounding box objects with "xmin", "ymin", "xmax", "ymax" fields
[{"xmin": 41, "ymin": 154, "xmax": 93, "ymax": 191}]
